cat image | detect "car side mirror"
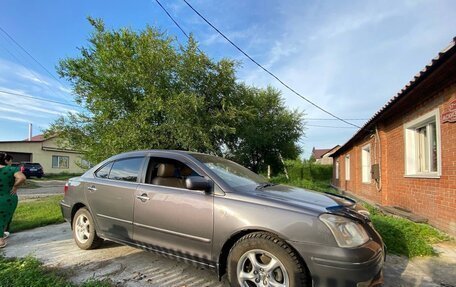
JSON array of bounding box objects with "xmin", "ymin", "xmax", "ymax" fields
[{"xmin": 185, "ymin": 176, "xmax": 212, "ymax": 192}]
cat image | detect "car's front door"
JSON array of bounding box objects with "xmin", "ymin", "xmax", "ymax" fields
[
  {"xmin": 133, "ymin": 156, "xmax": 214, "ymax": 265},
  {"xmin": 85, "ymin": 157, "xmax": 144, "ymax": 242}
]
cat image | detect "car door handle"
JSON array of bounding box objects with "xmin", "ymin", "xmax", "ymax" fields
[
  {"xmin": 87, "ymin": 185, "xmax": 97, "ymax": 192},
  {"xmin": 136, "ymin": 193, "xmax": 150, "ymax": 202}
]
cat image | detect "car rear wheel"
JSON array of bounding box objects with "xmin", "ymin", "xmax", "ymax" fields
[
  {"xmin": 227, "ymin": 232, "xmax": 309, "ymax": 287},
  {"xmin": 72, "ymin": 208, "xmax": 103, "ymax": 250}
]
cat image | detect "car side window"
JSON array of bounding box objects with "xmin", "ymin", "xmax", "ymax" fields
[
  {"xmin": 108, "ymin": 157, "xmax": 144, "ymax": 182},
  {"xmin": 95, "ymin": 162, "xmax": 113, "ymax": 178},
  {"xmin": 146, "ymin": 157, "xmax": 200, "ymax": 189}
]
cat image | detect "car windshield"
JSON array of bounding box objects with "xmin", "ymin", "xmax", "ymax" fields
[{"xmin": 191, "ymin": 154, "xmax": 268, "ymax": 189}]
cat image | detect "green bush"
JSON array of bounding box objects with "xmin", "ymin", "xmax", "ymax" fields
[{"xmin": 283, "ymin": 160, "xmax": 333, "ymax": 182}]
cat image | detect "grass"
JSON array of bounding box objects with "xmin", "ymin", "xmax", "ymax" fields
[
  {"xmin": 0, "ymin": 256, "xmax": 112, "ymax": 287},
  {"xmin": 11, "ymin": 195, "xmax": 65, "ymax": 232},
  {"xmin": 363, "ymin": 204, "xmax": 450, "ymax": 257},
  {"xmin": 35, "ymin": 173, "xmax": 83, "ymax": 181},
  {"xmin": 272, "ymin": 176, "xmax": 451, "ymax": 257}
]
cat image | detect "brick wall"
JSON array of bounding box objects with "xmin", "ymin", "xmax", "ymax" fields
[{"xmin": 333, "ymin": 84, "xmax": 456, "ymax": 235}]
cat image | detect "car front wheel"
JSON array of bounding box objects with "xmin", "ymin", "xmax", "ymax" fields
[
  {"xmin": 227, "ymin": 232, "xmax": 309, "ymax": 287},
  {"xmin": 72, "ymin": 208, "xmax": 103, "ymax": 250}
]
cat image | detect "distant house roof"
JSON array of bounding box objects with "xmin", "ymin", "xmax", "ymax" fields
[
  {"xmin": 0, "ymin": 134, "xmax": 55, "ymax": 144},
  {"xmin": 25, "ymin": 134, "xmax": 46, "ymax": 142},
  {"xmin": 312, "ymin": 148, "xmax": 331, "ymax": 159},
  {"xmin": 312, "ymin": 145, "xmax": 340, "ymax": 159},
  {"xmin": 332, "ymin": 37, "xmax": 456, "ymax": 157}
]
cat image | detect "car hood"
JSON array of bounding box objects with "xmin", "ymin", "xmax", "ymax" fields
[{"xmin": 246, "ymin": 184, "xmax": 356, "ymax": 213}]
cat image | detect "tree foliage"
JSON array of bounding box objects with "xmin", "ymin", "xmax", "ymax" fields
[{"xmin": 48, "ymin": 18, "xmax": 304, "ymax": 173}]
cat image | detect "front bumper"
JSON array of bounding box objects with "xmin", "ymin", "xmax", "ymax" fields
[{"xmin": 289, "ymin": 239, "xmax": 384, "ymax": 287}]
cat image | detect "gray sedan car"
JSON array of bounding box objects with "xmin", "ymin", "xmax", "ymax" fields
[{"xmin": 60, "ymin": 150, "xmax": 384, "ymax": 287}]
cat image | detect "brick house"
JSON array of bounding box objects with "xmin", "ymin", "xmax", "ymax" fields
[{"xmin": 331, "ymin": 38, "xmax": 456, "ymax": 236}]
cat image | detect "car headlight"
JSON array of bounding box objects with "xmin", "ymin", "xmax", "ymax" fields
[{"xmin": 319, "ymin": 214, "xmax": 369, "ymax": 248}]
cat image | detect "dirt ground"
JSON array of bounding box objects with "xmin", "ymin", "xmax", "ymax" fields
[{"xmin": 1, "ymin": 223, "xmax": 455, "ymax": 287}]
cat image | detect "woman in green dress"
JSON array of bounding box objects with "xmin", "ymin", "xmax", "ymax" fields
[{"xmin": 0, "ymin": 153, "xmax": 26, "ymax": 248}]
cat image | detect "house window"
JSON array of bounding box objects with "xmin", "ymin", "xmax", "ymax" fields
[
  {"xmin": 345, "ymin": 154, "xmax": 350, "ymax": 180},
  {"xmin": 52, "ymin": 155, "xmax": 69, "ymax": 169},
  {"xmin": 362, "ymin": 144, "xmax": 371, "ymax": 183},
  {"xmin": 404, "ymin": 109, "xmax": 441, "ymax": 177},
  {"xmin": 335, "ymin": 160, "xmax": 339, "ymax": 179}
]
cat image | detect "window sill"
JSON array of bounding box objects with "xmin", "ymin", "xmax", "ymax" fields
[{"xmin": 404, "ymin": 174, "xmax": 440, "ymax": 179}]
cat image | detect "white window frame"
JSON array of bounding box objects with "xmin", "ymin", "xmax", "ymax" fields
[
  {"xmin": 335, "ymin": 160, "xmax": 339, "ymax": 179},
  {"xmin": 361, "ymin": 144, "xmax": 371, "ymax": 183},
  {"xmin": 345, "ymin": 154, "xmax": 350, "ymax": 181},
  {"xmin": 404, "ymin": 108, "xmax": 441, "ymax": 178}
]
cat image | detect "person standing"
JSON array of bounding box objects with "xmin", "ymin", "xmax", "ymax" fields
[
  {"xmin": 0, "ymin": 153, "xmax": 26, "ymax": 248},
  {"xmin": 3, "ymin": 154, "xmax": 15, "ymax": 237}
]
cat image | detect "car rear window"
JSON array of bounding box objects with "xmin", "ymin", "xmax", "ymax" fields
[{"xmin": 25, "ymin": 163, "xmax": 42, "ymax": 168}]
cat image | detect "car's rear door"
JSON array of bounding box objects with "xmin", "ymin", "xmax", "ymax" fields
[
  {"xmin": 85, "ymin": 157, "xmax": 145, "ymax": 242},
  {"xmin": 133, "ymin": 154, "xmax": 214, "ymax": 264}
]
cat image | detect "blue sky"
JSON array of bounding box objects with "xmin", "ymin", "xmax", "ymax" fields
[{"xmin": 0, "ymin": 0, "xmax": 455, "ymax": 157}]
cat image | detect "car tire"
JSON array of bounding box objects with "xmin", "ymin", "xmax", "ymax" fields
[
  {"xmin": 227, "ymin": 232, "xmax": 309, "ymax": 287},
  {"xmin": 72, "ymin": 208, "xmax": 103, "ymax": 250}
]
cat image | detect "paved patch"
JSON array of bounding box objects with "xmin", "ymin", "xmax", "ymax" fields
[
  {"xmin": 1, "ymin": 223, "xmax": 229, "ymax": 287},
  {"xmin": 1, "ymin": 223, "xmax": 455, "ymax": 286}
]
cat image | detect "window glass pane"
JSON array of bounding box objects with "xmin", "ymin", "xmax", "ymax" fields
[
  {"xmin": 430, "ymin": 122, "xmax": 437, "ymax": 172},
  {"xmin": 417, "ymin": 126, "xmax": 429, "ymax": 172},
  {"xmin": 362, "ymin": 146, "xmax": 371, "ymax": 183},
  {"xmin": 52, "ymin": 156, "xmax": 58, "ymax": 168},
  {"xmin": 109, "ymin": 157, "xmax": 144, "ymax": 182},
  {"xmin": 335, "ymin": 161, "xmax": 339, "ymax": 179},
  {"xmin": 59, "ymin": 156, "xmax": 69, "ymax": 169},
  {"xmin": 96, "ymin": 162, "xmax": 113, "ymax": 178},
  {"xmin": 345, "ymin": 155, "xmax": 350, "ymax": 180}
]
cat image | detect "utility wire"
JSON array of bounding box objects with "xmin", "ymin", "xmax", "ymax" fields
[
  {"xmin": 305, "ymin": 118, "xmax": 367, "ymax": 121},
  {"xmin": 306, "ymin": 124, "xmax": 358, "ymax": 129},
  {"xmin": 0, "ymin": 26, "xmax": 64, "ymax": 86},
  {"xmin": 0, "ymin": 90, "xmax": 80, "ymax": 108},
  {"xmin": 179, "ymin": 0, "xmax": 360, "ymax": 128}
]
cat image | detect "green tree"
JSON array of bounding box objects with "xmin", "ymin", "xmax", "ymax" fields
[
  {"xmin": 48, "ymin": 18, "xmax": 241, "ymax": 163},
  {"xmin": 48, "ymin": 18, "xmax": 305, "ymax": 172},
  {"xmin": 225, "ymin": 85, "xmax": 304, "ymax": 173}
]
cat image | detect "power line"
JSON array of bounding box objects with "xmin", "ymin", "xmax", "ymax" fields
[
  {"xmin": 179, "ymin": 0, "xmax": 360, "ymax": 129},
  {"xmin": 306, "ymin": 124, "xmax": 358, "ymax": 129},
  {"xmin": 0, "ymin": 26, "xmax": 64, "ymax": 86},
  {"xmin": 305, "ymin": 118, "xmax": 367, "ymax": 121},
  {"xmin": 0, "ymin": 90, "xmax": 80, "ymax": 108}
]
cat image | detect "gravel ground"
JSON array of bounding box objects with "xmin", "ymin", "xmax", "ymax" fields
[{"xmin": 1, "ymin": 223, "xmax": 455, "ymax": 287}]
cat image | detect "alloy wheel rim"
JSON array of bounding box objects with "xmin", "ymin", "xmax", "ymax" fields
[
  {"xmin": 75, "ymin": 214, "xmax": 90, "ymax": 244},
  {"xmin": 237, "ymin": 249, "xmax": 289, "ymax": 287}
]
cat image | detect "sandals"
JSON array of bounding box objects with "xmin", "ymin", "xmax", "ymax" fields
[
  {"xmin": 0, "ymin": 239, "xmax": 6, "ymax": 248},
  {"xmin": 3, "ymin": 231, "xmax": 9, "ymax": 239}
]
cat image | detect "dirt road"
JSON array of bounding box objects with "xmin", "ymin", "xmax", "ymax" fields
[
  {"xmin": 17, "ymin": 180, "xmax": 66, "ymax": 199},
  {"xmin": 2, "ymin": 223, "xmax": 455, "ymax": 287}
]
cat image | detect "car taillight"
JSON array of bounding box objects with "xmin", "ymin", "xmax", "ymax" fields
[{"xmin": 64, "ymin": 182, "xmax": 69, "ymax": 195}]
